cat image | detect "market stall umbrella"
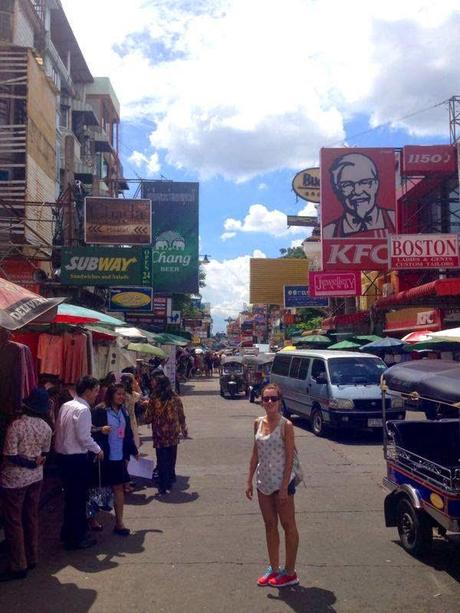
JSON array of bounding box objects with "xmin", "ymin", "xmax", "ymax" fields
[
  {"xmin": 54, "ymin": 304, "xmax": 125, "ymax": 326},
  {"xmin": 353, "ymin": 335, "xmax": 383, "ymax": 344},
  {"xmin": 401, "ymin": 330, "xmax": 433, "ymax": 344},
  {"xmin": 126, "ymin": 343, "xmax": 167, "ymax": 358},
  {"xmin": 114, "ymin": 327, "xmax": 147, "ymax": 339},
  {"xmin": 0, "ymin": 277, "xmax": 65, "ymax": 330},
  {"xmin": 359, "ymin": 337, "xmax": 407, "ymax": 352},
  {"xmin": 300, "ymin": 334, "xmax": 331, "ymax": 345},
  {"xmin": 429, "ymin": 327, "xmax": 460, "ymax": 342},
  {"xmin": 328, "ymin": 340, "xmax": 361, "ymax": 350},
  {"xmin": 410, "ymin": 339, "xmax": 460, "ymax": 352},
  {"xmin": 280, "ymin": 345, "xmax": 296, "ymax": 351}
]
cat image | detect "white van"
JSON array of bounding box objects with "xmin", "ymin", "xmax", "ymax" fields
[{"xmin": 270, "ymin": 350, "xmax": 405, "ymax": 436}]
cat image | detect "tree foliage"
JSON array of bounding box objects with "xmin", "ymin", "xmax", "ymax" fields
[{"xmin": 279, "ymin": 246, "xmax": 306, "ymax": 259}]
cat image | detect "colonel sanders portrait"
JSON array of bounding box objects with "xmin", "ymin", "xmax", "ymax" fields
[{"xmin": 322, "ymin": 152, "xmax": 396, "ymax": 239}]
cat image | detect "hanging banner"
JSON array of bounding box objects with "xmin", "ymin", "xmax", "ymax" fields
[
  {"xmin": 320, "ymin": 148, "xmax": 396, "ymax": 271},
  {"xmin": 84, "ymin": 198, "xmax": 152, "ymax": 245},
  {"xmin": 124, "ymin": 313, "xmax": 166, "ymax": 331},
  {"xmin": 309, "ymin": 271, "xmax": 362, "ymax": 297},
  {"xmin": 61, "ymin": 247, "xmax": 152, "ymax": 286},
  {"xmin": 141, "ymin": 181, "xmax": 199, "ymax": 293},
  {"xmin": 402, "ymin": 145, "xmax": 456, "ymax": 176},
  {"xmin": 284, "ymin": 285, "xmax": 328, "ymax": 307},
  {"xmin": 108, "ymin": 287, "xmax": 153, "ymax": 312}
]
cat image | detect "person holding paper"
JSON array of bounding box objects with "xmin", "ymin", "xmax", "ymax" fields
[{"xmin": 91, "ymin": 384, "xmax": 138, "ymax": 536}]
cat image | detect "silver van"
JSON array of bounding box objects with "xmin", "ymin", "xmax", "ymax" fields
[{"xmin": 270, "ymin": 350, "xmax": 405, "ymax": 436}]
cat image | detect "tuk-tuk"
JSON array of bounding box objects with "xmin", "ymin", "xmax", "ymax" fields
[
  {"xmin": 244, "ymin": 353, "xmax": 275, "ymax": 403},
  {"xmin": 220, "ymin": 356, "xmax": 245, "ymax": 398},
  {"xmin": 382, "ymin": 360, "xmax": 460, "ymax": 556}
]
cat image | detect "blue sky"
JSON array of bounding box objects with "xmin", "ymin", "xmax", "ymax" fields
[{"xmin": 61, "ymin": 0, "xmax": 459, "ymax": 330}]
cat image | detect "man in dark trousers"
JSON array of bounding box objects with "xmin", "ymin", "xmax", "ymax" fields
[{"xmin": 55, "ymin": 376, "xmax": 103, "ymax": 550}]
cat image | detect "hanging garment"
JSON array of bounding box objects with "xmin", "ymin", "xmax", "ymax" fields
[
  {"xmin": 63, "ymin": 332, "xmax": 88, "ymax": 384},
  {"xmin": 0, "ymin": 341, "xmax": 24, "ymax": 416},
  {"xmin": 37, "ymin": 334, "xmax": 64, "ymax": 377}
]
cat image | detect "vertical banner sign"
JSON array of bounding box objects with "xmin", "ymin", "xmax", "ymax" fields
[
  {"xmin": 320, "ymin": 148, "xmax": 396, "ymax": 271},
  {"xmin": 141, "ymin": 181, "xmax": 199, "ymax": 293},
  {"xmin": 162, "ymin": 345, "xmax": 177, "ymax": 389}
]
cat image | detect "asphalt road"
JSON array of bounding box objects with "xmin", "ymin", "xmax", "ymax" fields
[{"xmin": 1, "ymin": 375, "xmax": 460, "ymax": 613}]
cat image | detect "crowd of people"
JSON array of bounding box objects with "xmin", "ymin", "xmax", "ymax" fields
[{"xmin": 0, "ymin": 362, "xmax": 188, "ymax": 583}]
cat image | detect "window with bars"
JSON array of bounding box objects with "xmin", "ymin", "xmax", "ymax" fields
[{"xmin": 0, "ymin": 0, "xmax": 13, "ymax": 42}]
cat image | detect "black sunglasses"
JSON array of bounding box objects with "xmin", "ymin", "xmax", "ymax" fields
[{"xmin": 262, "ymin": 395, "xmax": 280, "ymax": 403}]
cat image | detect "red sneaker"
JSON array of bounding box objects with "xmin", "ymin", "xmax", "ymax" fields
[
  {"xmin": 268, "ymin": 570, "xmax": 299, "ymax": 587},
  {"xmin": 257, "ymin": 566, "xmax": 279, "ymax": 586}
]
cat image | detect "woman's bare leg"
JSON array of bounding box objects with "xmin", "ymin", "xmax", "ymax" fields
[
  {"xmin": 112, "ymin": 484, "xmax": 125, "ymax": 529},
  {"xmin": 257, "ymin": 490, "xmax": 280, "ymax": 570},
  {"xmin": 275, "ymin": 494, "xmax": 299, "ymax": 575}
]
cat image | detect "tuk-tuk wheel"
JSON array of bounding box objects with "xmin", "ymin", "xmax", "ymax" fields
[
  {"xmin": 396, "ymin": 498, "xmax": 432, "ymax": 556},
  {"xmin": 311, "ymin": 408, "xmax": 324, "ymax": 437}
]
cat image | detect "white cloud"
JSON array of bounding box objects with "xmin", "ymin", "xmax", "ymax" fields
[
  {"xmin": 128, "ymin": 151, "xmax": 161, "ymax": 175},
  {"xmin": 220, "ymin": 231, "xmax": 236, "ymax": 241},
  {"xmin": 201, "ymin": 249, "xmax": 266, "ymax": 324},
  {"xmin": 223, "ymin": 204, "xmax": 306, "ymax": 237},
  {"xmin": 60, "ymin": 0, "xmax": 460, "ymax": 181},
  {"xmin": 258, "ymin": 183, "xmax": 268, "ymax": 190},
  {"xmin": 297, "ymin": 203, "xmax": 318, "ymax": 217},
  {"xmin": 290, "ymin": 239, "xmax": 304, "ymax": 249}
]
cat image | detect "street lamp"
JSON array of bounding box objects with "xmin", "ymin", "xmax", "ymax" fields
[{"xmin": 199, "ymin": 254, "xmax": 211, "ymax": 264}]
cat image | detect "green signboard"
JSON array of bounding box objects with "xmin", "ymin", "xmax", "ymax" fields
[
  {"xmin": 61, "ymin": 247, "xmax": 152, "ymax": 286},
  {"xmin": 142, "ymin": 181, "xmax": 199, "ymax": 294}
]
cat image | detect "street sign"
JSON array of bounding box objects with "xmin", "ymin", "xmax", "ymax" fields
[
  {"xmin": 84, "ymin": 198, "xmax": 151, "ymax": 245},
  {"xmin": 108, "ymin": 287, "xmax": 153, "ymax": 312},
  {"xmin": 284, "ymin": 285, "xmax": 328, "ymax": 308},
  {"xmin": 61, "ymin": 247, "xmax": 152, "ymax": 287},
  {"xmin": 286, "ymin": 215, "xmax": 318, "ymax": 227}
]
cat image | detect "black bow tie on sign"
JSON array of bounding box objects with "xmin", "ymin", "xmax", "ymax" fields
[{"xmin": 351, "ymin": 212, "xmax": 373, "ymax": 232}]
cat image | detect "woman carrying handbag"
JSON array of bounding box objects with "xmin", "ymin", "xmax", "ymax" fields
[
  {"xmin": 91, "ymin": 384, "xmax": 138, "ymax": 535},
  {"xmin": 246, "ymin": 383, "xmax": 301, "ymax": 588}
]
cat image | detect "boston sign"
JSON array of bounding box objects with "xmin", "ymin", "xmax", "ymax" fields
[
  {"xmin": 309, "ymin": 272, "xmax": 362, "ymax": 297},
  {"xmin": 61, "ymin": 247, "xmax": 152, "ymax": 286},
  {"xmin": 389, "ymin": 234, "xmax": 460, "ymax": 270}
]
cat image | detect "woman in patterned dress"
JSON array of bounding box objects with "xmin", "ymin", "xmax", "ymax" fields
[
  {"xmin": 144, "ymin": 375, "xmax": 187, "ymax": 495},
  {"xmin": 245, "ymin": 383, "xmax": 300, "ymax": 588}
]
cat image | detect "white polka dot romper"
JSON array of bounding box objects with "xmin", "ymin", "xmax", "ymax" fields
[{"xmin": 255, "ymin": 416, "xmax": 294, "ymax": 495}]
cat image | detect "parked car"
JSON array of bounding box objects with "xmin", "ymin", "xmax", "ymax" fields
[{"xmin": 270, "ymin": 349, "xmax": 405, "ymax": 436}]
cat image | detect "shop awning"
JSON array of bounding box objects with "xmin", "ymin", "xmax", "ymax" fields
[
  {"xmin": 55, "ymin": 304, "xmax": 125, "ymax": 326},
  {"xmin": 375, "ymin": 278, "xmax": 460, "ymax": 310}
]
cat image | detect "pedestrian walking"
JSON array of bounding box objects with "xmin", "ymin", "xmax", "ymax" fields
[
  {"xmin": 246, "ymin": 383, "xmax": 300, "ymax": 587},
  {"xmin": 0, "ymin": 388, "xmax": 52, "ymax": 582},
  {"xmin": 144, "ymin": 375, "xmax": 187, "ymax": 495},
  {"xmin": 54, "ymin": 376, "xmax": 103, "ymax": 550},
  {"xmin": 91, "ymin": 384, "xmax": 138, "ymax": 535}
]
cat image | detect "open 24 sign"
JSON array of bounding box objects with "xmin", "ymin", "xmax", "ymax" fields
[{"xmin": 402, "ymin": 145, "xmax": 457, "ymax": 176}]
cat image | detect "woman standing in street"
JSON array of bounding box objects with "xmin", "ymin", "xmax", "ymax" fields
[
  {"xmin": 0, "ymin": 388, "xmax": 52, "ymax": 582},
  {"xmin": 145, "ymin": 375, "xmax": 187, "ymax": 495},
  {"xmin": 91, "ymin": 384, "xmax": 138, "ymax": 535},
  {"xmin": 246, "ymin": 383, "xmax": 300, "ymax": 587}
]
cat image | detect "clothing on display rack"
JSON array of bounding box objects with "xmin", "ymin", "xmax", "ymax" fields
[
  {"xmin": 63, "ymin": 332, "xmax": 88, "ymax": 384},
  {"xmin": 37, "ymin": 333, "xmax": 64, "ymax": 376}
]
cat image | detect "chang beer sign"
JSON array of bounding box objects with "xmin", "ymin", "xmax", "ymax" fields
[
  {"xmin": 61, "ymin": 247, "xmax": 152, "ymax": 286},
  {"xmin": 142, "ymin": 181, "xmax": 199, "ymax": 294}
]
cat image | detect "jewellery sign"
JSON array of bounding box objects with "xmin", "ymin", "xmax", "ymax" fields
[
  {"xmin": 320, "ymin": 148, "xmax": 397, "ymax": 271},
  {"xmin": 61, "ymin": 247, "xmax": 152, "ymax": 286},
  {"xmin": 309, "ymin": 272, "xmax": 362, "ymax": 297},
  {"xmin": 389, "ymin": 234, "xmax": 460, "ymax": 270},
  {"xmin": 84, "ymin": 198, "xmax": 152, "ymax": 245},
  {"xmin": 141, "ymin": 181, "xmax": 199, "ymax": 294}
]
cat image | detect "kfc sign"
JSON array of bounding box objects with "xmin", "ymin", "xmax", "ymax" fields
[
  {"xmin": 320, "ymin": 148, "xmax": 396, "ymax": 271},
  {"xmin": 389, "ymin": 234, "xmax": 460, "ymax": 270},
  {"xmin": 402, "ymin": 145, "xmax": 456, "ymax": 176},
  {"xmin": 309, "ymin": 272, "xmax": 362, "ymax": 297},
  {"xmin": 385, "ymin": 307, "xmax": 442, "ymax": 333}
]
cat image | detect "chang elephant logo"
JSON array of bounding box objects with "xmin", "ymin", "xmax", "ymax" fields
[{"xmin": 153, "ymin": 230, "xmax": 191, "ymax": 266}]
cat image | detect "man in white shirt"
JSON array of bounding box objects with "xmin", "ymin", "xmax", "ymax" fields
[{"xmin": 55, "ymin": 376, "xmax": 103, "ymax": 550}]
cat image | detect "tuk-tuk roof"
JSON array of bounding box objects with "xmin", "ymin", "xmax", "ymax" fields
[
  {"xmin": 256, "ymin": 352, "xmax": 275, "ymax": 364},
  {"xmin": 383, "ymin": 360, "xmax": 460, "ymax": 405},
  {"xmin": 222, "ymin": 355, "xmax": 244, "ymax": 365}
]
